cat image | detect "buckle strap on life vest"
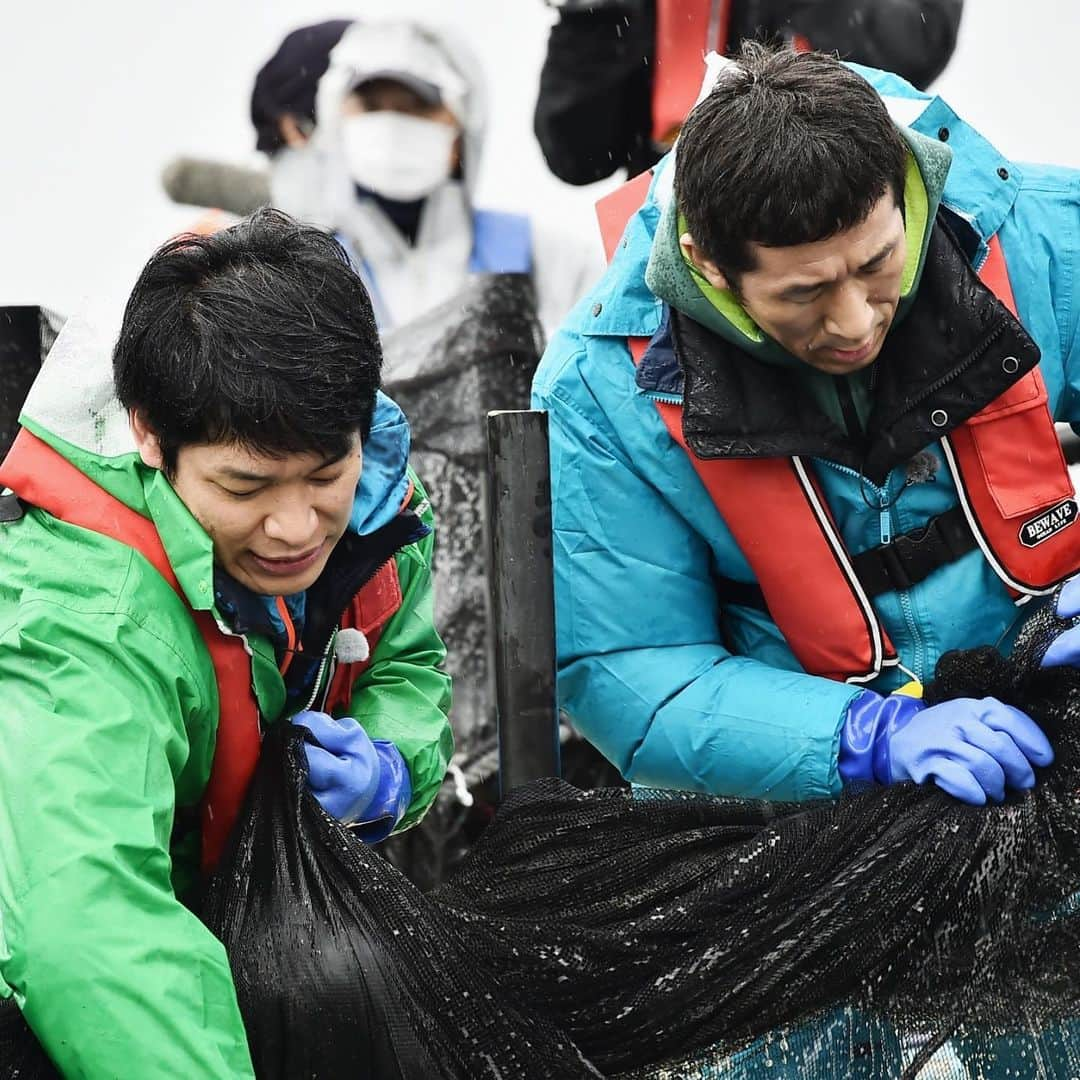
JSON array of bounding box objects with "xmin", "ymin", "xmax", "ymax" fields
[
  {"xmin": 598, "ymin": 163, "xmax": 1078, "ymax": 680},
  {"xmin": 851, "ymin": 505, "xmax": 977, "ymax": 598},
  {"xmin": 0, "ymin": 428, "xmax": 261, "ymax": 873},
  {"xmin": 640, "ymin": 375, "xmax": 898, "ymax": 682},
  {"xmin": 719, "ymin": 504, "xmax": 978, "ymax": 614}
]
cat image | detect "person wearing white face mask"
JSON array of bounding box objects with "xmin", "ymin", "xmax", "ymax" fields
[
  {"xmin": 253, "ymin": 19, "xmax": 601, "ymax": 337},
  {"xmin": 328, "ymin": 68, "xmax": 475, "ymax": 328},
  {"xmin": 339, "ymin": 79, "xmax": 459, "ymax": 204}
]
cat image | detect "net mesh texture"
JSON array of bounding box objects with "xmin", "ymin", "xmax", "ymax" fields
[{"xmin": 6, "ymin": 592, "xmax": 1080, "ymax": 1078}]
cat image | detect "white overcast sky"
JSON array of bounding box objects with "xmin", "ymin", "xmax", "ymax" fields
[{"xmin": 2, "ymin": 0, "xmax": 1078, "ymax": 316}]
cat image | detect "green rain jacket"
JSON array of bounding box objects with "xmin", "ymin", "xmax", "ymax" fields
[{"xmin": 0, "ymin": 302, "xmax": 453, "ymax": 1077}]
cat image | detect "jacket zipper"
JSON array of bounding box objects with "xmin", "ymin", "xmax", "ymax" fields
[
  {"xmin": 306, "ymin": 552, "xmax": 398, "ymax": 714},
  {"xmin": 305, "ymin": 632, "xmax": 337, "ymax": 713},
  {"xmin": 822, "ymin": 459, "xmax": 894, "ymax": 546},
  {"xmin": 643, "ymin": 390, "xmax": 684, "ymax": 405},
  {"xmin": 897, "ymin": 589, "xmax": 925, "ymax": 682},
  {"xmin": 820, "ymin": 459, "xmax": 924, "ymax": 676}
]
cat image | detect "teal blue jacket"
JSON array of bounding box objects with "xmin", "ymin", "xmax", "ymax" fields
[{"xmin": 532, "ymin": 66, "xmax": 1080, "ymax": 802}]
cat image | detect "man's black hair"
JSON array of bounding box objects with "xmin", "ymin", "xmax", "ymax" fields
[
  {"xmin": 113, "ymin": 208, "xmax": 382, "ymax": 475},
  {"xmin": 675, "ymin": 42, "xmax": 908, "ymax": 281}
]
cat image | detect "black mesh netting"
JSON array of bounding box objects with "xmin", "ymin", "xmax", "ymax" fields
[
  {"xmin": 0, "ymin": 306, "xmax": 60, "ymax": 463},
  {"xmin": 378, "ymin": 271, "xmax": 547, "ymax": 889},
  {"xmin": 7, "ymin": 592, "xmax": 1080, "ymax": 1077},
  {"xmin": 377, "ymin": 272, "xmax": 623, "ymax": 890}
]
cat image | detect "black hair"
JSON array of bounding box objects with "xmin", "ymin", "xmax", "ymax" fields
[
  {"xmin": 113, "ymin": 208, "xmax": 382, "ymax": 476},
  {"xmin": 349, "ymin": 78, "xmax": 440, "ymax": 115},
  {"xmin": 674, "ymin": 42, "xmax": 908, "ymax": 282}
]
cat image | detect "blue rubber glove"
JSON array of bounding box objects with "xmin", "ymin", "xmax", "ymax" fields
[
  {"xmin": 292, "ymin": 710, "xmax": 412, "ymax": 840},
  {"xmin": 356, "ymin": 740, "xmax": 413, "ymax": 844},
  {"xmin": 840, "ymin": 691, "xmax": 1053, "ymax": 805},
  {"xmin": 1039, "ymin": 574, "xmax": 1080, "ymax": 668}
]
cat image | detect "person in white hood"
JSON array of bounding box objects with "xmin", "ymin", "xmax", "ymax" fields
[{"xmin": 255, "ymin": 19, "xmax": 600, "ymax": 337}]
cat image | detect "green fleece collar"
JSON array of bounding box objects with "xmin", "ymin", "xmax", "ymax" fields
[{"xmin": 644, "ymin": 126, "xmax": 952, "ymax": 369}]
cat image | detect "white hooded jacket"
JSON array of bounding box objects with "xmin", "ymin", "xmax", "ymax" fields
[{"xmin": 271, "ymin": 19, "xmax": 599, "ymax": 338}]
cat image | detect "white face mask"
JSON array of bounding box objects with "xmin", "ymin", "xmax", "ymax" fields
[{"xmin": 340, "ymin": 112, "xmax": 458, "ymax": 202}]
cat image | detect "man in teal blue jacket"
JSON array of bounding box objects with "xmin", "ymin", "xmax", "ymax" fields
[{"xmin": 533, "ymin": 42, "xmax": 1080, "ymax": 808}]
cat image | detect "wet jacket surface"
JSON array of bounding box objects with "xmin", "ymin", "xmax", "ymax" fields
[
  {"xmin": 531, "ymin": 67, "xmax": 1080, "ymax": 802},
  {"xmin": 0, "ymin": 318, "xmax": 452, "ymax": 1076},
  {"xmin": 534, "ymin": 0, "xmax": 965, "ymax": 183}
]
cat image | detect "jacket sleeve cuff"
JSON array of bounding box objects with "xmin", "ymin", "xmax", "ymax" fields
[
  {"xmin": 839, "ymin": 690, "xmax": 925, "ymax": 787},
  {"xmin": 838, "ymin": 689, "xmax": 884, "ymax": 786},
  {"xmin": 348, "ymin": 741, "xmax": 412, "ymax": 844}
]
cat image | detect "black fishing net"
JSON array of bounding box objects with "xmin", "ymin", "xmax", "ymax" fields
[
  {"xmin": 377, "ymin": 272, "xmax": 542, "ymax": 890},
  {"xmin": 6, "ymin": 590, "xmax": 1080, "ymax": 1077},
  {"xmin": 378, "ymin": 272, "xmax": 621, "ymax": 890},
  {"xmin": 0, "ymin": 306, "xmax": 60, "ymax": 463}
]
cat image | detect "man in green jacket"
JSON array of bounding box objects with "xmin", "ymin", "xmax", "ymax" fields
[{"xmin": 0, "ymin": 209, "xmax": 452, "ymax": 1076}]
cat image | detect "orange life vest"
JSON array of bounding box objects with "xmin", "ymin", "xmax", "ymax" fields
[
  {"xmin": 596, "ymin": 176, "xmax": 1080, "ymax": 683},
  {"xmin": 0, "ymin": 428, "xmax": 402, "ymax": 870},
  {"xmin": 651, "ymin": 0, "xmax": 810, "ymax": 147}
]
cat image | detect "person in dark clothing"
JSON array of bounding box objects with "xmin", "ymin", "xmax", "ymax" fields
[
  {"xmin": 534, "ymin": 0, "xmax": 965, "ymax": 184},
  {"xmin": 251, "ymin": 19, "xmax": 353, "ymax": 155}
]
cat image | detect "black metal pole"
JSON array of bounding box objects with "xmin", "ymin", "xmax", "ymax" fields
[{"xmin": 485, "ymin": 409, "xmax": 561, "ymax": 796}]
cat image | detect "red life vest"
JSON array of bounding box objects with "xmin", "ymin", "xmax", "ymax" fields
[
  {"xmin": 651, "ymin": 0, "xmax": 810, "ymax": 147},
  {"xmin": 652, "ymin": 0, "xmax": 733, "ymax": 146},
  {"xmin": 0, "ymin": 428, "xmax": 402, "ymax": 870},
  {"xmin": 595, "ymin": 176, "xmax": 1080, "ymax": 683}
]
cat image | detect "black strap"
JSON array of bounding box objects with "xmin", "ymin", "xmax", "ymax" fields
[
  {"xmin": 0, "ymin": 490, "xmax": 23, "ymax": 523},
  {"xmin": 713, "ymin": 575, "xmax": 770, "ymax": 612},
  {"xmin": 716, "ymin": 505, "xmax": 978, "ymax": 612},
  {"xmin": 851, "ymin": 505, "xmax": 976, "ymax": 598}
]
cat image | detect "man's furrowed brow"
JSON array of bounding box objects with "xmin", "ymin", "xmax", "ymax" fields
[
  {"xmin": 780, "ymin": 277, "xmax": 831, "ymax": 299},
  {"xmin": 779, "ymin": 242, "xmax": 898, "ymax": 299},
  {"xmin": 859, "ymin": 241, "xmax": 896, "ymax": 271}
]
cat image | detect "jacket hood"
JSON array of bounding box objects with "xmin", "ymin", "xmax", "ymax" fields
[
  {"xmin": 351, "ymin": 393, "xmax": 411, "ymax": 535},
  {"xmin": 309, "ymin": 19, "xmax": 487, "ymax": 208},
  {"xmin": 16, "ymin": 296, "xmax": 410, "ymax": 538},
  {"xmin": 644, "ymin": 125, "xmax": 953, "ymax": 369}
]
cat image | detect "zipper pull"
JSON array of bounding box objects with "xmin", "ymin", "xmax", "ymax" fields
[{"xmin": 879, "ymin": 496, "xmax": 892, "ymax": 546}]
